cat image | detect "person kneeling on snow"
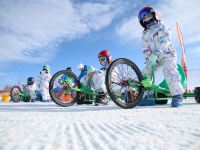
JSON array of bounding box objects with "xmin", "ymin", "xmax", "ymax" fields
[
  {"xmin": 37, "ymin": 65, "xmax": 52, "ymax": 102},
  {"xmin": 78, "ymin": 50, "xmax": 112, "ymax": 105},
  {"xmin": 24, "ymin": 77, "xmax": 36, "ymax": 102},
  {"xmin": 138, "ymin": 7, "xmax": 184, "ymax": 107}
]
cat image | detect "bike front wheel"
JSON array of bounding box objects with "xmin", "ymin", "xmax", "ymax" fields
[{"xmin": 106, "ymin": 58, "xmax": 144, "ymax": 109}]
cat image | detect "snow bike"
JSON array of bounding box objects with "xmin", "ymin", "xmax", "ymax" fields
[
  {"xmin": 10, "ymin": 86, "xmax": 31, "ymax": 102},
  {"xmin": 105, "ymin": 58, "xmax": 200, "ymax": 109},
  {"xmin": 10, "ymin": 86, "xmax": 42, "ymax": 102},
  {"xmin": 49, "ymin": 70, "xmax": 109, "ymax": 107}
]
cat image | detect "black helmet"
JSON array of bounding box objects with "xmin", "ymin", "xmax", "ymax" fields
[
  {"xmin": 66, "ymin": 67, "xmax": 72, "ymax": 72},
  {"xmin": 138, "ymin": 7, "xmax": 159, "ymax": 29},
  {"xmin": 27, "ymin": 77, "xmax": 35, "ymax": 85}
]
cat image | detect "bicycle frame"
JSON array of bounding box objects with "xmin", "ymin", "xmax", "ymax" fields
[
  {"xmin": 63, "ymin": 73, "xmax": 99, "ymax": 102},
  {"xmin": 128, "ymin": 64, "xmax": 197, "ymax": 100},
  {"xmin": 63, "ymin": 75, "xmax": 99, "ymax": 96}
]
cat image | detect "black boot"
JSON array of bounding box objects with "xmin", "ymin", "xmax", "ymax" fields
[
  {"xmin": 95, "ymin": 92, "xmax": 109, "ymax": 106},
  {"xmin": 77, "ymin": 93, "xmax": 94, "ymax": 105}
]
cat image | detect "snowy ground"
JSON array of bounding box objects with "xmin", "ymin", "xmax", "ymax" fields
[{"xmin": 0, "ymin": 99, "xmax": 200, "ymax": 150}]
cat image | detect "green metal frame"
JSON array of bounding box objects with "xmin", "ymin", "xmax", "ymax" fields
[
  {"xmin": 20, "ymin": 92, "xmax": 31, "ymax": 102},
  {"xmin": 13, "ymin": 91, "xmax": 30, "ymax": 102},
  {"xmin": 129, "ymin": 64, "xmax": 197, "ymax": 101},
  {"xmin": 64, "ymin": 76, "xmax": 99, "ymax": 102},
  {"xmin": 56, "ymin": 64, "xmax": 198, "ymax": 104}
]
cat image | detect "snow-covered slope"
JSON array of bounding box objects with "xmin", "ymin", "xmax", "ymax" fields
[{"xmin": 0, "ymin": 99, "xmax": 199, "ymax": 150}]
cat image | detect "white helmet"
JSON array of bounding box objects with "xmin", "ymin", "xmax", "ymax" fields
[{"xmin": 77, "ymin": 63, "xmax": 84, "ymax": 70}]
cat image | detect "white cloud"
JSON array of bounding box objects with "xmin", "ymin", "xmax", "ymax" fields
[
  {"xmin": 116, "ymin": 17, "xmax": 142, "ymax": 42},
  {"xmin": 117, "ymin": 0, "xmax": 200, "ymax": 48},
  {"xmin": 0, "ymin": 0, "xmax": 124, "ymax": 63},
  {"xmin": 158, "ymin": 0, "xmax": 200, "ymax": 45}
]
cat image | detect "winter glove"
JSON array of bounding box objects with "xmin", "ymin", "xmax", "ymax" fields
[
  {"xmin": 147, "ymin": 53, "xmax": 157, "ymax": 67},
  {"xmin": 88, "ymin": 71, "xmax": 95, "ymax": 79},
  {"xmin": 141, "ymin": 76, "xmax": 152, "ymax": 88}
]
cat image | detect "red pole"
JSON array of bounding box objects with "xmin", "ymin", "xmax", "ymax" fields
[{"xmin": 176, "ymin": 22, "xmax": 188, "ymax": 92}]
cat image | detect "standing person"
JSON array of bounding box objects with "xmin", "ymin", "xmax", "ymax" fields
[
  {"xmin": 138, "ymin": 7, "xmax": 184, "ymax": 107},
  {"xmin": 26, "ymin": 77, "xmax": 36, "ymax": 102},
  {"xmin": 38, "ymin": 65, "xmax": 52, "ymax": 102}
]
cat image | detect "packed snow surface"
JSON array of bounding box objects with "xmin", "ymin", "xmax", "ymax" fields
[{"xmin": 0, "ymin": 99, "xmax": 199, "ymax": 150}]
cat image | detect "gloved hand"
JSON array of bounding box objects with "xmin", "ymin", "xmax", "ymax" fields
[
  {"xmin": 88, "ymin": 71, "xmax": 95, "ymax": 79},
  {"xmin": 141, "ymin": 76, "xmax": 152, "ymax": 88},
  {"xmin": 147, "ymin": 53, "xmax": 157, "ymax": 67}
]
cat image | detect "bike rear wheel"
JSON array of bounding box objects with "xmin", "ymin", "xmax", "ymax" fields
[
  {"xmin": 106, "ymin": 58, "xmax": 144, "ymax": 109},
  {"xmin": 49, "ymin": 70, "xmax": 81, "ymax": 107},
  {"xmin": 194, "ymin": 87, "xmax": 200, "ymax": 104}
]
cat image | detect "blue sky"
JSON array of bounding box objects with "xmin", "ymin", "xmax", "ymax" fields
[{"xmin": 0, "ymin": 0, "xmax": 200, "ymax": 89}]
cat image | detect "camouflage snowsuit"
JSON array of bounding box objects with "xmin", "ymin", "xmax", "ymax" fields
[
  {"xmin": 38, "ymin": 71, "xmax": 52, "ymax": 100},
  {"xmin": 142, "ymin": 21, "xmax": 184, "ymax": 96}
]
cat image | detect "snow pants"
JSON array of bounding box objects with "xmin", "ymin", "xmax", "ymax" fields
[
  {"xmin": 142, "ymin": 56, "xmax": 184, "ymax": 96},
  {"xmin": 28, "ymin": 90, "xmax": 36, "ymax": 100},
  {"xmin": 40, "ymin": 86, "xmax": 50, "ymax": 100}
]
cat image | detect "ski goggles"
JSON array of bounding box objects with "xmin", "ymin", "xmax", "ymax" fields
[
  {"xmin": 27, "ymin": 81, "xmax": 34, "ymax": 85},
  {"xmin": 143, "ymin": 14, "xmax": 153, "ymax": 22},
  {"xmin": 139, "ymin": 8, "xmax": 154, "ymax": 21},
  {"xmin": 99, "ymin": 56, "xmax": 106, "ymax": 63}
]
